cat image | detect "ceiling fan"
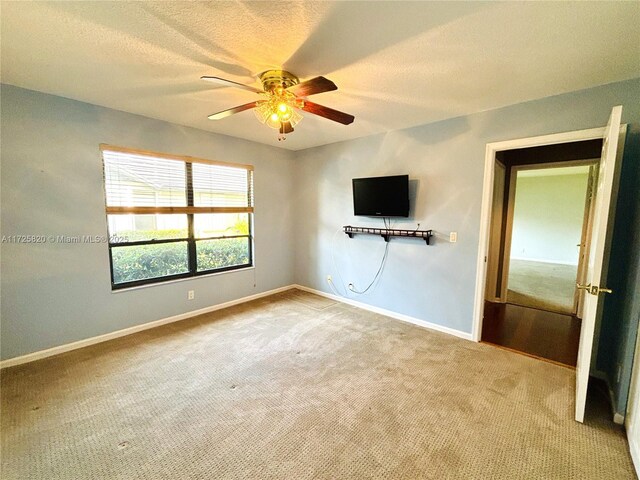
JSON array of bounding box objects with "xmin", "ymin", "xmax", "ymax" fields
[{"xmin": 201, "ymin": 70, "xmax": 355, "ymax": 141}]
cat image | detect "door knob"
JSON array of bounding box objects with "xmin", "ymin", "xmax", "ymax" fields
[{"xmin": 576, "ymin": 283, "xmax": 613, "ymax": 295}]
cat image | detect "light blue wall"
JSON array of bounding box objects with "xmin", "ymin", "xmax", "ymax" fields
[
  {"xmin": 293, "ymin": 122, "xmax": 483, "ymax": 334},
  {"xmin": 0, "ymin": 85, "xmax": 296, "ymax": 360}
]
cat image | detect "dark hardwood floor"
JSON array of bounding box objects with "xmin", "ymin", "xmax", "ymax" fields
[{"xmin": 481, "ymin": 301, "xmax": 581, "ymax": 367}]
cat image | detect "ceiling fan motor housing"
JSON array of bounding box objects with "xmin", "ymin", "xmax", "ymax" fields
[{"xmin": 259, "ymin": 70, "xmax": 299, "ymax": 92}]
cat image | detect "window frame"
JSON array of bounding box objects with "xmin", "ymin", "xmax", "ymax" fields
[{"xmin": 100, "ymin": 144, "xmax": 254, "ymax": 290}]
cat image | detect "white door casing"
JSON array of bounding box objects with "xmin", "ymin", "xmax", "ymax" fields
[{"xmin": 473, "ymin": 126, "xmax": 606, "ymax": 343}]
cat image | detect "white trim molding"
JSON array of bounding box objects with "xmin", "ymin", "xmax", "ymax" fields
[
  {"xmin": 630, "ymin": 438, "xmax": 640, "ymax": 479},
  {"xmin": 0, "ymin": 285, "xmax": 295, "ymax": 369},
  {"xmin": 294, "ymin": 284, "xmax": 473, "ymax": 341},
  {"xmin": 472, "ymin": 126, "xmax": 607, "ymax": 342}
]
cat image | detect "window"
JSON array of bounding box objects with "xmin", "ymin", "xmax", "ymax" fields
[{"xmin": 101, "ymin": 145, "xmax": 254, "ymax": 289}]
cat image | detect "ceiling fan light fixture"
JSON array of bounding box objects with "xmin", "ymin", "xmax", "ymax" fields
[
  {"xmin": 205, "ymin": 69, "xmax": 354, "ymax": 139},
  {"xmin": 254, "ymin": 89, "xmax": 303, "ymax": 131},
  {"xmin": 251, "ymin": 71, "xmax": 306, "ymax": 137}
]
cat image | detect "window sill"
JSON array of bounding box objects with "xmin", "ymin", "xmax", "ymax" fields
[{"xmin": 110, "ymin": 265, "xmax": 255, "ymax": 293}]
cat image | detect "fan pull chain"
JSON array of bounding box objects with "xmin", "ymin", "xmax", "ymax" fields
[{"xmin": 278, "ymin": 81, "xmax": 288, "ymax": 142}]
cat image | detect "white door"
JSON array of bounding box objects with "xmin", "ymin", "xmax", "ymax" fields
[{"xmin": 575, "ymin": 105, "xmax": 623, "ymax": 422}]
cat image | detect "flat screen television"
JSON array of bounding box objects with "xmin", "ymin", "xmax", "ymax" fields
[{"xmin": 352, "ymin": 175, "xmax": 409, "ymax": 217}]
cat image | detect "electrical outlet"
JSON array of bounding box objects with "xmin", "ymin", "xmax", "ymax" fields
[
  {"xmin": 348, "ymin": 283, "xmax": 354, "ymax": 291},
  {"xmin": 188, "ymin": 290, "xmax": 195, "ymax": 300},
  {"xmin": 449, "ymin": 232, "xmax": 457, "ymax": 243},
  {"xmin": 327, "ymin": 275, "xmax": 332, "ymax": 283}
]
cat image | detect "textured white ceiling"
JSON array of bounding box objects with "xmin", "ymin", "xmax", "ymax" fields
[{"xmin": 2, "ymin": 1, "xmax": 639, "ymax": 151}]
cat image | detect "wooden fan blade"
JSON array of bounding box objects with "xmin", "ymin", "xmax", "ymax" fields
[
  {"xmin": 208, "ymin": 101, "xmax": 262, "ymax": 120},
  {"xmin": 280, "ymin": 122, "xmax": 294, "ymax": 134},
  {"xmin": 300, "ymin": 101, "xmax": 354, "ymax": 125},
  {"xmin": 201, "ymin": 76, "xmax": 264, "ymax": 94},
  {"xmin": 287, "ymin": 76, "xmax": 337, "ymax": 97}
]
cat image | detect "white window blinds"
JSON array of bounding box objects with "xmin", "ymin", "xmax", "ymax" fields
[{"xmin": 101, "ymin": 145, "xmax": 254, "ymax": 214}]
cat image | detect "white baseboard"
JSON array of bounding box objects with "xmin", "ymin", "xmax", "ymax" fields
[
  {"xmin": 1, "ymin": 283, "xmax": 474, "ymax": 369},
  {"xmin": 0, "ymin": 285, "xmax": 296, "ymax": 369},
  {"xmin": 293, "ymin": 284, "xmax": 473, "ymax": 341},
  {"xmin": 510, "ymin": 256, "xmax": 578, "ymax": 266},
  {"xmin": 630, "ymin": 434, "xmax": 640, "ymax": 478}
]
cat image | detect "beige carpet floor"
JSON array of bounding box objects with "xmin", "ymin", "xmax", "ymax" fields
[
  {"xmin": 1, "ymin": 289, "xmax": 635, "ymax": 479},
  {"xmin": 508, "ymin": 259, "xmax": 578, "ymax": 314}
]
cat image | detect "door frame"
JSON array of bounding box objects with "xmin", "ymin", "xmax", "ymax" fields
[
  {"xmin": 472, "ymin": 127, "xmax": 607, "ymax": 342},
  {"xmin": 484, "ymin": 159, "xmax": 506, "ymax": 302}
]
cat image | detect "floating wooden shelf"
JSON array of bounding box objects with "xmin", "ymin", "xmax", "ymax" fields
[{"xmin": 343, "ymin": 225, "xmax": 433, "ymax": 245}]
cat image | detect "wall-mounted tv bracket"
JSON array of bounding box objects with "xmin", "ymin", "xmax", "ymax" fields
[{"xmin": 343, "ymin": 226, "xmax": 434, "ymax": 245}]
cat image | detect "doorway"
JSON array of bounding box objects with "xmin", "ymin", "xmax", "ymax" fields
[
  {"xmin": 481, "ymin": 156, "xmax": 599, "ymax": 366},
  {"xmin": 506, "ymin": 162, "xmax": 596, "ymax": 317},
  {"xmin": 477, "ymin": 135, "xmax": 614, "ymax": 367},
  {"xmin": 481, "ymin": 153, "xmax": 600, "ymax": 367},
  {"xmin": 472, "ymin": 108, "xmax": 626, "ymax": 423}
]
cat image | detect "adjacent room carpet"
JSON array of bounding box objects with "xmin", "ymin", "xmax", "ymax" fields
[
  {"xmin": 1, "ymin": 289, "xmax": 634, "ymax": 479},
  {"xmin": 507, "ymin": 259, "xmax": 578, "ymax": 314}
]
